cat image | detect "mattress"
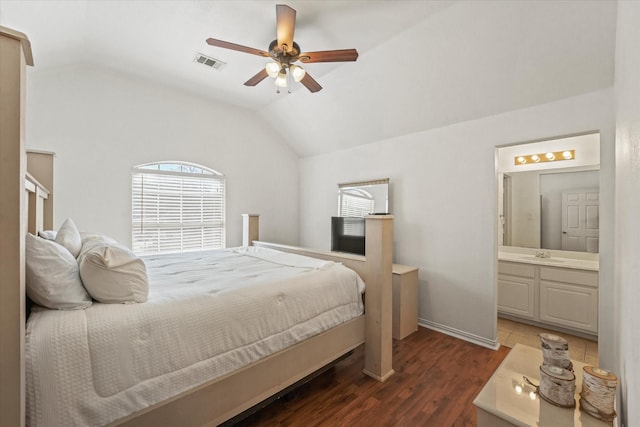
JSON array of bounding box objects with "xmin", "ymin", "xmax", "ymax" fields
[{"xmin": 25, "ymin": 247, "xmax": 365, "ymax": 426}]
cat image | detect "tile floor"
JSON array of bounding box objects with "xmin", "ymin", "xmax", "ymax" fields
[{"xmin": 498, "ymin": 317, "xmax": 598, "ymax": 365}]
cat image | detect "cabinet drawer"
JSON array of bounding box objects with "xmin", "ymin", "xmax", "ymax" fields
[
  {"xmin": 498, "ymin": 261, "xmax": 535, "ymax": 278},
  {"xmin": 540, "ymin": 266, "xmax": 598, "ymax": 287}
]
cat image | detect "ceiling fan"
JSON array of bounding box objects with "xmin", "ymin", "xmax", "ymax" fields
[{"xmin": 206, "ymin": 4, "xmax": 359, "ymax": 93}]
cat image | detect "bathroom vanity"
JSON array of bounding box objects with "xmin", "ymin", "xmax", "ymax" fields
[{"xmin": 498, "ymin": 247, "xmax": 599, "ymax": 339}]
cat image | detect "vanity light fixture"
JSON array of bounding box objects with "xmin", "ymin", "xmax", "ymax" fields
[{"xmin": 514, "ymin": 149, "xmax": 575, "ymax": 166}]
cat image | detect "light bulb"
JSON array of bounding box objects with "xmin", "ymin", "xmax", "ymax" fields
[
  {"xmin": 546, "ymin": 152, "xmax": 555, "ymax": 160},
  {"xmin": 289, "ymin": 64, "xmax": 306, "ymax": 82},
  {"xmin": 531, "ymin": 155, "xmax": 540, "ymax": 162},
  {"xmin": 265, "ymin": 62, "xmax": 280, "ymax": 78},
  {"xmin": 517, "ymin": 156, "xmax": 526, "ymax": 164},
  {"xmin": 529, "ymin": 391, "xmax": 537, "ymax": 400},
  {"xmin": 275, "ymin": 70, "xmax": 288, "ymax": 88},
  {"xmin": 563, "ymin": 150, "xmax": 573, "ymax": 159},
  {"xmin": 514, "ymin": 384, "xmax": 523, "ymax": 394}
]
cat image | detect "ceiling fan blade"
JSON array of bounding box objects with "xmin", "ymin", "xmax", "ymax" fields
[
  {"xmin": 276, "ymin": 4, "xmax": 296, "ymax": 53},
  {"xmin": 300, "ymin": 73, "xmax": 322, "ymax": 93},
  {"xmin": 299, "ymin": 49, "xmax": 359, "ymax": 63},
  {"xmin": 244, "ymin": 69, "xmax": 269, "ymax": 87},
  {"xmin": 206, "ymin": 38, "xmax": 270, "ymax": 57}
]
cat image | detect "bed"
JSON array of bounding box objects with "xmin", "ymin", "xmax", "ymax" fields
[{"xmin": 1, "ymin": 26, "xmax": 394, "ymax": 427}]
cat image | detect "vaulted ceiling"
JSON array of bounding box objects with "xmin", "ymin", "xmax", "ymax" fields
[{"xmin": 1, "ymin": 1, "xmax": 617, "ymax": 157}]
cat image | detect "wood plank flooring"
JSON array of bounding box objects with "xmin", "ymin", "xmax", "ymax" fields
[{"xmin": 233, "ymin": 327, "xmax": 510, "ymax": 426}]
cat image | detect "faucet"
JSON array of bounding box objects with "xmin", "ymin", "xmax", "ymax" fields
[{"xmin": 535, "ymin": 250, "xmax": 551, "ymax": 259}]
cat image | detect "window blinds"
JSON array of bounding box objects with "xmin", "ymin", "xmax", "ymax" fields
[
  {"xmin": 340, "ymin": 193, "xmax": 375, "ymax": 218},
  {"xmin": 132, "ymin": 168, "xmax": 225, "ymax": 255}
]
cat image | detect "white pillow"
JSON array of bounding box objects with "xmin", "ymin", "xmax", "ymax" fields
[
  {"xmin": 25, "ymin": 233, "xmax": 92, "ymax": 310},
  {"xmin": 79, "ymin": 243, "xmax": 149, "ymax": 304},
  {"xmin": 55, "ymin": 218, "xmax": 82, "ymax": 258},
  {"xmin": 80, "ymin": 231, "xmax": 117, "ymax": 246},
  {"xmin": 38, "ymin": 230, "xmax": 57, "ymax": 240},
  {"xmin": 78, "ymin": 233, "xmax": 118, "ymax": 262}
]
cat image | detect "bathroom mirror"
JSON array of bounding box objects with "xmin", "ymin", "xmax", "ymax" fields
[
  {"xmin": 498, "ymin": 133, "xmax": 600, "ymax": 253},
  {"xmin": 502, "ymin": 167, "xmax": 599, "ymax": 252},
  {"xmin": 337, "ymin": 178, "xmax": 389, "ymax": 216}
]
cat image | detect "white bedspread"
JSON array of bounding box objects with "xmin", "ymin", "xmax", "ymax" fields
[{"xmin": 26, "ymin": 247, "xmax": 364, "ymax": 426}]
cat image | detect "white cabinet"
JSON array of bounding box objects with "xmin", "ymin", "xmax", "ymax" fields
[
  {"xmin": 539, "ymin": 266, "xmax": 598, "ymax": 333},
  {"xmin": 497, "ymin": 262, "xmax": 535, "ymax": 319},
  {"xmin": 498, "ymin": 261, "xmax": 598, "ymax": 335}
]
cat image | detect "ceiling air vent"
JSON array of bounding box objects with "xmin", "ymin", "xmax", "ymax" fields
[{"xmin": 194, "ymin": 53, "xmax": 226, "ymax": 70}]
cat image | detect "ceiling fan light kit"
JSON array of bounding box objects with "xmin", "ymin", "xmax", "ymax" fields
[
  {"xmin": 205, "ymin": 4, "xmax": 358, "ymax": 93},
  {"xmin": 275, "ymin": 70, "xmax": 288, "ymax": 88},
  {"xmin": 265, "ymin": 62, "xmax": 280, "ymax": 78}
]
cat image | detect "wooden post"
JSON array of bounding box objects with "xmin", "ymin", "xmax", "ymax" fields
[
  {"xmin": 0, "ymin": 25, "xmax": 33, "ymax": 427},
  {"xmin": 242, "ymin": 214, "xmax": 259, "ymax": 247},
  {"xmin": 362, "ymin": 215, "xmax": 395, "ymax": 382},
  {"xmin": 26, "ymin": 151, "xmax": 55, "ymax": 230}
]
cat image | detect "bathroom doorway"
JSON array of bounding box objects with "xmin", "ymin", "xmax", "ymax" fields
[{"xmin": 495, "ymin": 132, "xmax": 601, "ymax": 355}]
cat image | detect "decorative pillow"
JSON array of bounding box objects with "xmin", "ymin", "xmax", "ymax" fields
[
  {"xmin": 55, "ymin": 218, "xmax": 82, "ymax": 258},
  {"xmin": 78, "ymin": 233, "xmax": 118, "ymax": 262},
  {"xmin": 37, "ymin": 230, "xmax": 57, "ymax": 240},
  {"xmin": 79, "ymin": 243, "xmax": 149, "ymax": 304},
  {"xmin": 80, "ymin": 231, "xmax": 118, "ymax": 246},
  {"xmin": 25, "ymin": 233, "xmax": 92, "ymax": 310}
]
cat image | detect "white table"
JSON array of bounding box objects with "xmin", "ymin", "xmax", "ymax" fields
[{"xmin": 473, "ymin": 344, "xmax": 611, "ymax": 426}]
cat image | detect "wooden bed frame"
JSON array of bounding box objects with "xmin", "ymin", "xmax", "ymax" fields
[{"xmin": 0, "ymin": 27, "xmax": 394, "ymax": 427}]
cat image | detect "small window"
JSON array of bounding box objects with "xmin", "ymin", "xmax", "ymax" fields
[{"xmin": 132, "ymin": 162, "xmax": 225, "ymax": 255}]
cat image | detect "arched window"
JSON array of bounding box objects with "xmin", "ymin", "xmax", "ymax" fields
[{"xmin": 132, "ymin": 162, "xmax": 225, "ymax": 255}]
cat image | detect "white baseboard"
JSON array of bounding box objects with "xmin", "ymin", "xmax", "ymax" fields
[{"xmin": 419, "ymin": 318, "xmax": 500, "ymax": 350}]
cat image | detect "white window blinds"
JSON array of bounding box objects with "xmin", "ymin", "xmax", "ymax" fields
[
  {"xmin": 339, "ymin": 189, "xmax": 375, "ymax": 218},
  {"xmin": 132, "ymin": 163, "xmax": 225, "ymax": 255}
]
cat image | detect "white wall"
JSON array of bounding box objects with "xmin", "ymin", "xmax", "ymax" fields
[
  {"xmin": 24, "ymin": 63, "xmax": 299, "ymax": 247},
  {"xmin": 509, "ymin": 171, "xmax": 540, "ymax": 248},
  {"xmin": 300, "ymin": 89, "xmax": 614, "ymax": 348},
  {"xmin": 614, "ymin": 2, "xmax": 640, "ymax": 425}
]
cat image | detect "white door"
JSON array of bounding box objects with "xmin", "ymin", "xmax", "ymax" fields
[{"xmin": 561, "ymin": 189, "xmax": 599, "ymax": 252}]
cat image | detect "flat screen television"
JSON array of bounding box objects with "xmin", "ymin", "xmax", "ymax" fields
[{"xmin": 331, "ymin": 216, "xmax": 365, "ymax": 255}]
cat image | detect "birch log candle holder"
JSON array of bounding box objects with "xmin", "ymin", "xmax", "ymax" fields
[
  {"xmin": 538, "ymin": 365, "xmax": 576, "ymax": 408},
  {"xmin": 539, "ymin": 333, "xmax": 573, "ymax": 371},
  {"xmin": 580, "ymin": 366, "xmax": 618, "ymax": 422}
]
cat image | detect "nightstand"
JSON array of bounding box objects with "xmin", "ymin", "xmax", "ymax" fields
[{"xmin": 392, "ymin": 264, "xmax": 419, "ymax": 339}]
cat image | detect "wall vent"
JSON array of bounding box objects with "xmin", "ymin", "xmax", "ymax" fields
[{"xmin": 194, "ymin": 53, "xmax": 226, "ymax": 70}]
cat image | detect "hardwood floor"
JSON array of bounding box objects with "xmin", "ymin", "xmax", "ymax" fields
[{"xmin": 233, "ymin": 327, "xmax": 510, "ymax": 426}]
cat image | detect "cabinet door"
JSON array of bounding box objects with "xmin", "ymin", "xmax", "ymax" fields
[
  {"xmin": 539, "ymin": 280, "xmax": 598, "ymax": 333},
  {"xmin": 498, "ymin": 275, "xmax": 535, "ymax": 319}
]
